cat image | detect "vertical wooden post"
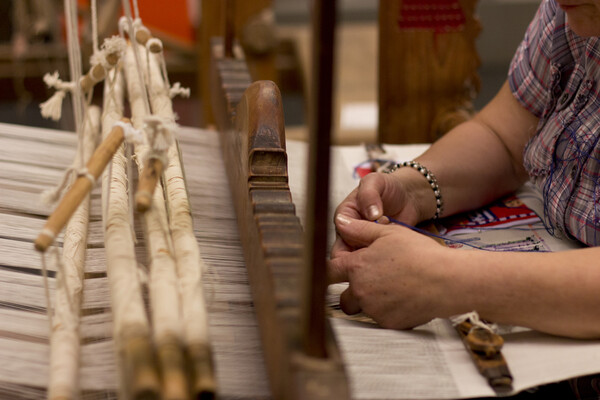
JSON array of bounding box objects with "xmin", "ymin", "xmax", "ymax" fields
[
  {"xmin": 378, "ymin": 0, "xmax": 481, "ymax": 144},
  {"xmin": 301, "ymin": 0, "xmax": 337, "ymax": 359},
  {"xmin": 224, "ymin": 0, "xmax": 235, "ymax": 58}
]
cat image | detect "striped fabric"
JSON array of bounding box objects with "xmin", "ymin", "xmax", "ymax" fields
[{"xmin": 508, "ymin": 0, "xmax": 600, "ymax": 246}]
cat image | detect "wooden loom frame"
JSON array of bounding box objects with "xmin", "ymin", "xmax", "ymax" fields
[{"xmin": 208, "ymin": 37, "xmax": 349, "ymax": 399}]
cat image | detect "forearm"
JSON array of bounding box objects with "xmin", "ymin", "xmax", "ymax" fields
[
  {"xmin": 408, "ymin": 82, "xmax": 537, "ymax": 221},
  {"xmin": 415, "ymin": 120, "xmax": 526, "ymax": 219},
  {"xmin": 445, "ymin": 247, "xmax": 600, "ymax": 339}
]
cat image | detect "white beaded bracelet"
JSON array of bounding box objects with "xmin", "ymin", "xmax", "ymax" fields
[{"xmin": 385, "ymin": 161, "xmax": 443, "ymax": 220}]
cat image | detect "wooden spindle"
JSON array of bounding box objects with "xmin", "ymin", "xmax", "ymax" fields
[{"xmin": 34, "ymin": 118, "xmax": 130, "ymax": 252}]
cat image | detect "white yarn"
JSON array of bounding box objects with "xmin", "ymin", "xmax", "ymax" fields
[
  {"xmin": 40, "ymin": 72, "xmax": 77, "ymax": 121},
  {"xmin": 145, "ymin": 38, "xmax": 162, "ymax": 53},
  {"xmin": 40, "ymin": 91, "xmax": 67, "ymax": 121},
  {"xmin": 132, "ymin": 0, "xmax": 140, "ymax": 19},
  {"xmin": 112, "ymin": 120, "xmax": 145, "ymax": 146},
  {"xmin": 101, "ymin": 36, "xmax": 127, "ymax": 59},
  {"xmin": 63, "ymin": 0, "xmax": 84, "ymax": 135},
  {"xmin": 43, "ymin": 71, "xmax": 77, "ymax": 92},
  {"xmin": 101, "ymin": 65, "xmax": 153, "ymax": 397},
  {"xmin": 450, "ymin": 311, "xmax": 498, "ymax": 333},
  {"xmin": 119, "ymin": 2, "xmax": 151, "ymax": 115},
  {"xmin": 40, "ymin": 167, "xmax": 76, "ymax": 206},
  {"xmin": 77, "ymin": 167, "xmax": 96, "ymax": 186},
  {"xmin": 117, "ymin": 16, "xmax": 128, "ymax": 38},
  {"xmin": 48, "ymin": 104, "xmax": 100, "ymax": 400},
  {"xmin": 145, "ymin": 45, "xmax": 213, "ymax": 362},
  {"xmin": 125, "ymin": 41, "xmax": 186, "ymax": 364},
  {"xmin": 143, "ymin": 115, "xmax": 176, "ymax": 151},
  {"xmin": 169, "ymin": 82, "xmax": 191, "ymax": 99},
  {"xmin": 91, "ymin": 0, "xmax": 99, "ymax": 53}
]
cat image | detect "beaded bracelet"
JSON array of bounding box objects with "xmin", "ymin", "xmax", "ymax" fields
[{"xmin": 385, "ymin": 161, "xmax": 443, "ymax": 220}]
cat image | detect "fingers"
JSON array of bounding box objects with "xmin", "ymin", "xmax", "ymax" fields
[
  {"xmin": 334, "ymin": 214, "xmax": 389, "ymax": 249},
  {"xmin": 340, "ymin": 286, "xmax": 361, "ymax": 315},
  {"xmin": 356, "ymin": 173, "xmax": 387, "ymax": 220},
  {"xmin": 330, "ymin": 236, "xmax": 353, "ymax": 259},
  {"xmin": 327, "ymin": 257, "xmax": 349, "ymax": 284},
  {"xmin": 334, "ymin": 173, "xmax": 389, "ymax": 224}
]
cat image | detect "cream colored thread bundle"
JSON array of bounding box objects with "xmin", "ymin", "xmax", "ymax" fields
[
  {"xmin": 47, "ymin": 105, "xmax": 101, "ymax": 400},
  {"xmin": 101, "ymin": 65, "xmax": 153, "ymax": 398},
  {"xmin": 145, "ymin": 45, "xmax": 213, "ymax": 388},
  {"xmin": 124, "ymin": 43, "xmax": 189, "ymax": 397}
]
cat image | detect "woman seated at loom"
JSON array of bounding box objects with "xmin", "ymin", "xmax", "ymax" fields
[{"xmin": 329, "ymin": 0, "xmax": 600, "ymax": 340}]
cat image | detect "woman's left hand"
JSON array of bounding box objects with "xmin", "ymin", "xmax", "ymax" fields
[{"xmin": 328, "ymin": 214, "xmax": 462, "ymax": 329}]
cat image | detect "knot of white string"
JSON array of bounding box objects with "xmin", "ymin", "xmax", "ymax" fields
[
  {"xmin": 169, "ymin": 82, "xmax": 191, "ymax": 99},
  {"xmin": 450, "ymin": 310, "xmax": 498, "ymax": 334},
  {"xmin": 76, "ymin": 167, "xmax": 96, "ymax": 186},
  {"xmin": 113, "ymin": 120, "xmax": 145, "ymax": 146},
  {"xmin": 39, "ymin": 71, "xmax": 77, "ymax": 121},
  {"xmin": 142, "ymin": 116, "xmax": 177, "ymax": 165},
  {"xmin": 90, "ymin": 36, "xmax": 127, "ymax": 71}
]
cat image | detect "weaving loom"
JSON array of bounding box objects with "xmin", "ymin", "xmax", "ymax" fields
[
  {"xmin": 2, "ymin": 0, "xmax": 347, "ymax": 397},
  {"xmin": 5, "ymin": 1, "xmax": 600, "ymax": 399}
]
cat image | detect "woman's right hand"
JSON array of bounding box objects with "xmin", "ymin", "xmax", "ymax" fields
[{"xmin": 332, "ymin": 170, "xmax": 424, "ymax": 258}]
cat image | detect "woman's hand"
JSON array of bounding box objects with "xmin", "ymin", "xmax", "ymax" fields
[
  {"xmin": 328, "ymin": 215, "xmax": 461, "ymax": 330},
  {"xmin": 332, "ymin": 170, "xmax": 430, "ymax": 257}
]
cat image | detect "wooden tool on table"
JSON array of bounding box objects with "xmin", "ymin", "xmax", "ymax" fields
[
  {"xmin": 456, "ymin": 320, "xmax": 513, "ymax": 394},
  {"xmin": 420, "ymin": 222, "xmax": 514, "ymax": 393}
]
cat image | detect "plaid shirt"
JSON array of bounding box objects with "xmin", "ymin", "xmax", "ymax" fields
[{"xmin": 508, "ymin": 0, "xmax": 600, "ymax": 246}]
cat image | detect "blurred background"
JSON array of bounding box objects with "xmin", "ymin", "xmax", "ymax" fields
[{"xmin": 0, "ymin": 0, "xmax": 540, "ymax": 144}]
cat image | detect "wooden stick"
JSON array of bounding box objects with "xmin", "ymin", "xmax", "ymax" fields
[
  {"xmin": 123, "ymin": 333, "xmax": 161, "ymax": 400},
  {"xmin": 456, "ymin": 320, "xmax": 513, "ymax": 393},
  {"xmin": 135, "ymin": 157, "xmax": 164, "ymax": 213},
  {"xmin": 135, "ymin": 26, "xmax": 163, "ymax": 54},
  {"xmin": 156, "ymin": 335, "xmax": 188, "ymax": 400},
  {"xmin": 301, "ymin": 0, "xmax": 337, "ymax": 359},
  {"xmin": 34, "ymin": 118, "xmax": 130, "ymax": 252},
  {"xmin": 80, "ymin": 63, "xmax": 107, "ymax": 93},
  {"xmin": 188, "ymin": 342, "xmax": 217, "ymax": 398}
]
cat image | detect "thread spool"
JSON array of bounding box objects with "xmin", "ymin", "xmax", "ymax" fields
[
  {"xmin": 146, "ymin": 38, "xmax": 163, "ymax": 54},
  {"xmin": 106, "ymin": 52, "xmax": 120, "ymax": 67},
  {"xmin": 135, "ymin": 26, "xmax": 152, "ymax": 46}
]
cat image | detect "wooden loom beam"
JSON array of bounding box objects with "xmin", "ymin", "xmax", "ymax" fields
[{"xmin": 209, "ymin": 37, "xmax": 349, "ymax": 399}]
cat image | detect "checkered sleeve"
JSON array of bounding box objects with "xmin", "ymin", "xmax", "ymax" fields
[{"xmin": 508, "ymin": 0, "xmax": 558, "ymax": 118}]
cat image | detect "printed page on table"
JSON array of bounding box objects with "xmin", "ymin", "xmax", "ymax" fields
[{"xmin": 434, "ymin": 182, "xmax": 582, "ymax": 253}]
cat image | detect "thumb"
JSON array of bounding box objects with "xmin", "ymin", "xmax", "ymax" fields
[
  {"xmin": 356, "ymin": 173, "xmax": 387, "ymax": 220},
  {"xmin": 334, "ymin": 214, "xmax": 388, "ymax": 248}
]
